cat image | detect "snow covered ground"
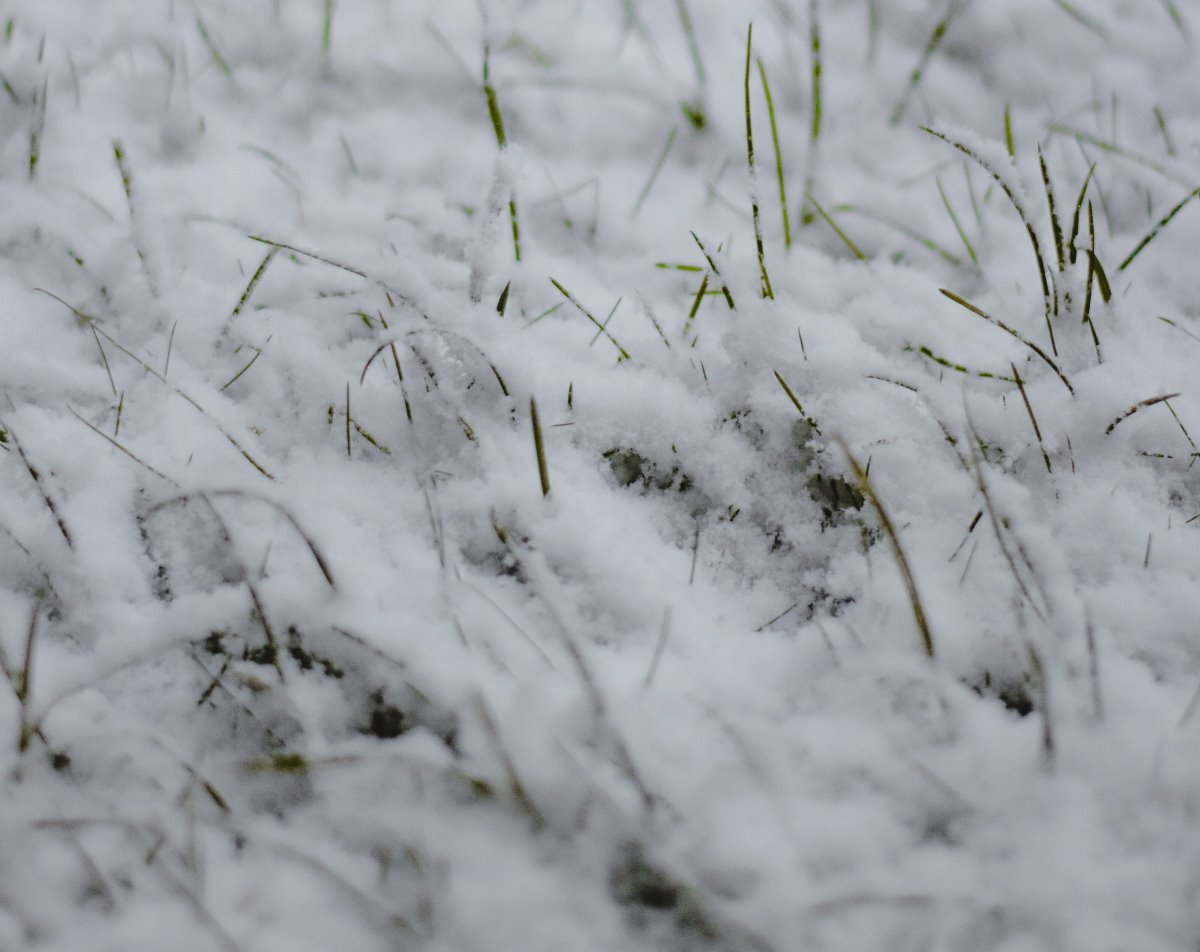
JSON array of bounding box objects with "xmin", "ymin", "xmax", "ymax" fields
[{"xmin": 2, "ymin": 0, "xmax": 1200, "ymax": 948}]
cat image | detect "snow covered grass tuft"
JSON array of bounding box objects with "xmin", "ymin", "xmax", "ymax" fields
[{"xmin": 3, "ymin": 1, "xmax": 1200, "ymax": 949}]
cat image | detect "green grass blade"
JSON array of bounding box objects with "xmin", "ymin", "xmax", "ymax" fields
[
  {"xmin": 757, "ymin": 57, "xmax": 791, "ymax": 249},
  {"xmin": 744, "ymin": 24, "xmax": 774, "ymax": 299},
  {"xmin": 891, "ymin": 0, "xmax": 962, "ymax": 126},
  {"xmin": 936, "ymin": 177, "xmax": 979, "ymax": 270},
  {"xmin": 1117, "ymin": 185, "xmax": 1200, "ymax": 271},
  {"xmin": 805, "ymin": 192, "xmax": 865, "ymax": 260}
]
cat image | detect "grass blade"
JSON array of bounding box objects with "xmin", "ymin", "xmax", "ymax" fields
[
  {"xmin": 939, "ymin": 289, "xmax": 1073, "ymax": 394},
  {"xmin": 936, "ymin": 177, "xmax": 979, "ymax": 270},
  {"xmin": 744, "ymin": 24, "xmax": 774, "ymax": 299},
  {"xmin": 549, "ymin": 278, "xmax": 632, "ymax": 360},
  {"xmin": 689, "ymin": 232, "xmax": 735, "ymax": 309},
  {"xmin": 1117, "ymin": 185, "xmax": 1200, "ymax": 271},
  {"xmin": 757, "ymin": 58, "xmax": 791, "ymax": 250},
  {"xmin": 891, "ymin": 0, "xmax": 962, "ymax": 126},
  {"xmin": 1039, "ymin": 147, "xmax": 1066, "ymax": 272},
  {"xmin": 839, "ymin": 440, "xmax": 936, "ymax": 659},
  {"xmin": 530, "ymin": 398, "xmax": 550, "ymax": 496},
  {"xmin": 1105, "ymin": 393, "xmax": 1181, "ymax": 435},
  {"xmin": 805, "ymin": 192, "xmax": 865, "ymax": 260}
]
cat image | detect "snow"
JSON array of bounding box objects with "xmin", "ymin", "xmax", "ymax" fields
[{"xmin": 3, "ymin": 0, "xmax": 1200, "ymax": 949}]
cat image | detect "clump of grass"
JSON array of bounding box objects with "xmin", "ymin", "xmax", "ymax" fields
[{"xmin": 924, "ymin": 127, "xmax": 1058, "ymax": 354}]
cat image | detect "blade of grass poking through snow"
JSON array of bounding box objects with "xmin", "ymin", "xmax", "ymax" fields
[
  {"xmin": 549, "ymin": 279, "xmax": 631, "ymax": 360},
  {"xmin": 837, "ymin": 204, "xmax": 966, "ymax": 267},
  {"xmin": 1081, "ymin": 203, "xmax": 1103, "ymax": 361},
  {"xmin": 1117, "ymin": 185, "xmax": 1200, "ymax": 271},
  {"xmin": 939, "ymin": 289, "xmax": 1074, "ymax": 394},
  {"xmin": 220, "ymin": 348, "xmax": 262, "ymax": 391},
  {"xmin": 16, "ymin": 595, "xmax": 42, "ymax": 753},
  {"xmin": 68, "ymin": 407, "xmax": 178, "ymax": 486},
  {"xmin": 1049, "ymin": 0, "xmax": 1109, "ymax": 38},
  {"xmin": 684, "ymin": 272, "xmax": 709, "ymax": 336},
  {"xmin": 1011, "ymin": 363, "xmax": 1052, "ymax": 473},
  {"xmin": 689, "ymin": 232, "xmax": 735, "ymax": 309},
  {"xmin": 936, "ymin": 177, "xmax": 979, "ymax": 269},
  {"xmin": 483, "ymin": 48, "xmax": 520, "ymax": 262},
  {"xmin": 674, "ymin": 0, "xmax": 706, "ymax": 89},
  {"xmin": 925, "ymin": 127, "xmax": 1058, "ymax": 353},
  {"xmin": 1154, "ymin": 107, "xmax": 1177, "ymax": 156},
  {"xmin": 757, "ymin": 57, "xmax": 790, "ymax": 249},
  {"xmin": 744, "ymin": 25, "xmax": 774, "ymax": 300},
  {"xmin": 28, "ymin": 76, "xmax": 46, "ymax": 178},
  {"xmin": 805, "ymin": 192, "xmax": 865, "ymax": 259},
  {"xmin": 839, "ymin": 440, "xmax": 936, "ymax": 659},
  {"xmin": 496, "ymin": 280, "xmax": 511, "ymax": 316},
  {"xmin": 912, "ymin": 344, "xmax": 1016, "ymax": 382},
  {"xmin": 1105, "ymin": 393, "xmax": 1181, "ymax": 435},
  {"xmin": 774, "ymin": 370, "xmax": 821, "ymax": 432},
  {"xmin": 229, "ymin": 246, "xmax": 277, "ymax": 322},
  {"xmin": 194, "ymin": 14, "xmax": 233, "ymax": 78},
  {"xmin": 2, "ymin": 424, "xmax": 73, "ymax": 549},
  {"xmin": 632, "ymin": 127, "xmax": 676, "ymax": 217},
  {"xmin": 1158, "ymin": 0, "xmax": 1189, "ymax": 36},
  {"xmin": 89, "ymin": 321, "xmax": 275, "ymax": 479},
  {"xmin": 321, "ymin": 0, "xmax": 334, "ymax": 55},
  {"xmin": 1047, "ymin": 124, "xmax": 1182, "ymax": 185},
  {"xmin": 530, "ymin": 398, "xmax": 550, "ymax": 496},
  {"xmin": 800, "ymin": 0, "xmax": 822, "ymax": 223},
  {"xmin": 1004, "ymin": 103, "xmax": 1015, "ymax": 157},
  {"xmin": 1066, "ymin": 162, "xmax": 1096, "ymax": 264},
  {"xmin": 1039, "ymin": 147, "xmax": 1066, "ymax": 272},
  {"xmin": 891, "ymin": 0, "xmax": 962, "ymax": 126}
]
